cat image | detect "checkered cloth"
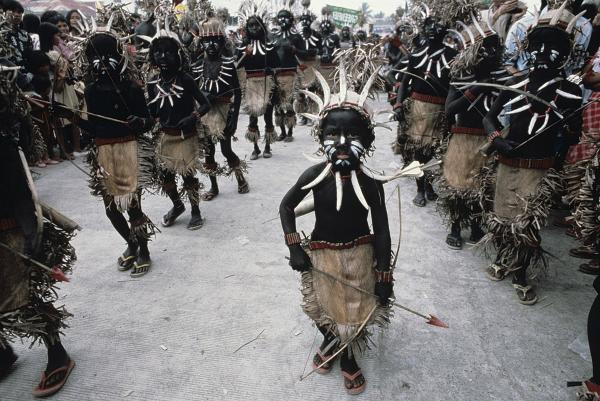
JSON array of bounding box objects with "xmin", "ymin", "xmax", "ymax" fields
[
  {"xmin": 566, "ymin": 91, "xmax": 600, "ymax": 164},
  {"xmin": 583, "ymin": 92, "xmax": 600, "ymax": 133}
]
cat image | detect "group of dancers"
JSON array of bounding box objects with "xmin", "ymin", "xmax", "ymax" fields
[{"xmin": 1, "ymin": 0, "xmax": 600, "ymax": 398}]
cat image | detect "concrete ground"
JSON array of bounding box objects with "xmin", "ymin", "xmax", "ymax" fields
[{"xmin": 0, "ymin": 101, "xmax": 596, "ymax": 401}]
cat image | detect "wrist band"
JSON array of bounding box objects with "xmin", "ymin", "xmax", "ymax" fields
[
  {"xmin": 285, "ymin": 232, "xmax": 302, "ymax": 246},
  {"xmin": 488, "ymin": 130, "xmax": 503, "ymax": 143},
  {"xmin": 375, "ymin": 269, "xmax": 394, "ymax": 283}
]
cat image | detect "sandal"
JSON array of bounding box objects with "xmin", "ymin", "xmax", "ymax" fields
[
  {"xmin": 513, "ymin": 284, "xmax": 538, "ymax": 305},
  {"xmin": 238, "ymin": 181, "xmax": 249, "ymax": 194},
  {"xmin": 579, "ymin": 260, "xmax": 600, "ymax": 275},
  {"xmin": 201, "ymin": 190, "xmax": 218, "ymax": 201},
  {"xmin": 312, "ymin": 350, "xmax": 336, "ymax": 375},
  {"xmin": 342, "ymin": 369, "xmax": 367, "ymax": 395},
  {"xmin": 570, "ymin": 246, "xmax": 599, "ymax": 260},
  {"xmin": 250, "ymin": 150, "xmax": 261, "ymax": 160},
  {"xmin": 486, "ymin": 263, "xmax": 507, "ymax": 281},
  {"xmin": 32, "ymin": 358, "xmax": 75, "ymax": 398},
  {"xmin": 117, "ymin": 247, "xmax": 137, "ymax": 271},
  {"xmin": 130, "ymin": 259, "xmax": 152, "ymax": 278},
  {"xmin": 446, "ymin": 234, "xmax": 462, "ymax": 250}
]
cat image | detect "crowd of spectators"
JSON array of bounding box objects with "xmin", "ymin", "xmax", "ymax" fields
[{"xmin": 3, "ymin": 0, "xmax": 87, "ymax": 167}]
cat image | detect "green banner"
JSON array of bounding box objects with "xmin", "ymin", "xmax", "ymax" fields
[{"xmin": 326, "ymin": 5, "xmax": 360, "ymax": 28}]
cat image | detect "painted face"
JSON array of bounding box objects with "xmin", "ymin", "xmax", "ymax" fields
[
  {"xmin": 478, "ymin": 35, "xmax": 502, "ymax": 72},
  {"xmin": 527, "ymin": 28, "xmax": 570, "ymax": 71},
  {"xmin": 423, "ymin": 17, "xmax": 446, "ymax": 43},
  {"xmin": 321, "ymin": 20, "xmax": 334, "ymax": 35},
  {"xmin": 151, "ymin": 38, "xmax": 181, "ymax": 72},
  {"xmin": 320, "ymin": 109, "xmax": 372, "ymax": 172},
  {"xmin": 355, "ymin": 30, "xmax": 367, "ymax": 42},
  {"xmin": 277, "ymin": 10, "xmax": 294, "ymax": 30},
  {"xmin": 245, "ymin": 16, "xmax": 266, "ymax": 40},
  {"xmin": 201, "ymin": 35, "xmax": 224, "ymax": 58},
  {"xmin": 86, "ymin": 34, "xmax": 122, "ymax": 77},
  {"xmin": 57, "ymin": 21, "xmax": 69, "ymax": 39},
  {"xmin": 299, "ymin": 14, "xmax": 312, "ymax": 28},
  {"xmin": 341, "ymin": 26, "xmax": 350, "ymax": 38}
]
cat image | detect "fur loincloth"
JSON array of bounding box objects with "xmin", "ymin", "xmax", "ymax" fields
[
  {"xmin": 0, "ymin": 230, "xmax": 29, "ymax": 313},
  {"xmin": 480, "ymin": 164, "xmax": 561, "ymax": 275},
  {"xmin": 301, "ymin": 241, "xmax": 392, "ymax": 356},
  {"xmin": 436, "ymin": 139, "xmax": 494, "ymax": 229},
  {"xmin": 242, "ymin": 75, "xmax": 275, "ymax": 117},
  {"xmin": 398, "ymin": 99, "xmax": 446, "ymax": 163},
  {"xmin": 157, "ymin": 132, "xmax": 200, "ymax": 175},
  {"xmin": 298, "ymin": 59, "xmax": 319, "ymax": 89},
  {"xmin": 198, "ymin": 102, "xmax": 230, "ymax": 144},
  {"xmin": 87, "ymin": 135, "xmax": 158, "ymax": 211},
  {"xmin": 97, "ymin": 140, "xmax": 139, "ymax": 210},
  {"xmin": 275, "ymin": 73, "xmax": 296, "ymax": 113},
  {"xmin": 0, "ymin": 222, "xmax": 75, "ymax": 348}
]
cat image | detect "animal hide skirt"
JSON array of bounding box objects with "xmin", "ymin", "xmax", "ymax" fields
[
  {"xmin": 198, "ymin": 102, "xmax": 230, "ymax": 144},
  {"xmin": 157, "ymin": 132, "xmax": 199, "ymax": 176},
  {"xmin": 400, "ymin": 99, "xmax": 445, "ymax": 163},
  {"xmin": 242, "ymin": 75, "xmax": 275, "ymax": 117},
  {"xmin": 436, "ymin": 130, "xmax": 490, "ymax": 228},
  {"xmin": 0, "ymin": 221, "xmax": 75, "ymax": 348},
  {"xmin": 301, "ymin": 239, "xmax": 392, "ymax": 356},
  {"xmin": 481, "ymin": 162, "xmax": 561, "ymax": 274}
]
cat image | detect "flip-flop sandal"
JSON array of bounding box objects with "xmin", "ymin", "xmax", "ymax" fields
[
  {"xmin": 569, "ymin": 246, "xmax": 599, "ymax": 259},
  {"xmin": 446, "ymin": 235, "xmax": 462, "ymax": 250},
  {"xmin": 32, "ymin": 358, "xmax": 75, "ymax": 398},
  {"xmin": 342, "ymin": 370, "xmax": 366, "ymax": 395},
  {"xmin": 487, "ymin": 263, "xmax": 507, "ymax": 281},
  {"xmin": 201, "ymin": 191, "xmax": 218, "ymax": 201},
  {"xmin": 579, "ymin": 260, "xmax": 600, "ymax": 275},
  {"xmin": 513, "ymin": 284, "xmax": 538, "ymax": 305},
  {"xmin": 312, "ymin": 350, "xmax": 335, "ymax": 375},
  {"xmin": 117, "ymin": 253, "xmax": 136, "ymax": 271},
  {"xmin": 238, "ymin": 182, "xmax": 249, "ymax": 194},
  {"xmin": 130, "ymin": 260, "xmax": 152, "ymax": 278}
]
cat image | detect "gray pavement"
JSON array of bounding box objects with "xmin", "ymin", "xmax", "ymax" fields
[{"xmin": 0, "ymin": 103, "xmax": 596, "ymax": 401}]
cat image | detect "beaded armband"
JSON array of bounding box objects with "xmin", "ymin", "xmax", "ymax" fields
[
  {"xmin": 285, "ymin": 232, "xmax": 302, "ymax": 246},
  {"xmin": 375, "ymin": 269, "xmax": 394, "ymax": 283},
  {"xmin": 488, "ymin": 130, "xmax": 503, "ymax": 143}
]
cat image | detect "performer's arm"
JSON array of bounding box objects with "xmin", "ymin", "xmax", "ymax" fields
[
  {"xmin": 483, "ymin": 89, "xmax": 510, "ymax": 135},
  {"xmin": 279, "ymin": 166, "xmax": 320, "ymax": 272},
  {"xmin": 369, "ymin": 181, "xmax": 393, "ymax": 305},
  {"xmin": 483, "ymin": 89, "xmax": 514, "ymax": 155},
  {"xmin": 126, "ymin": 85, "xmax": 153, "ymax": 134},
  {"xmin": 445, "ymin": 85, "xmax": 486, "ymax": 116},
  {"xmin": 226, "ymin": 70, "xmax": 242, "ymax": 135},
  {"xmin": 370, "ymin": 181, "xmax": 391, "ymax": 271}
]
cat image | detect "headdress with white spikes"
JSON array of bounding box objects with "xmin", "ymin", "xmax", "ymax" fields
[{"xmin": 238, "ymin": 0, "xmax": 271, "ymax": 29}]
